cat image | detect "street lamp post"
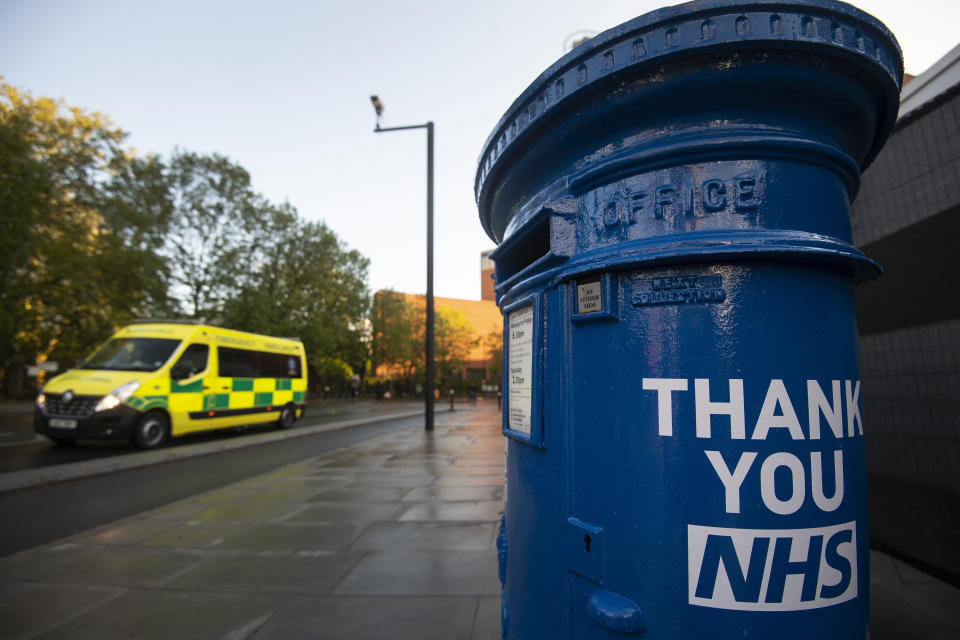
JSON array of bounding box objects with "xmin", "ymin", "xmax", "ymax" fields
[{"xmin": 370, "ymin": 95, "xmax": 435, "ymax": 431}]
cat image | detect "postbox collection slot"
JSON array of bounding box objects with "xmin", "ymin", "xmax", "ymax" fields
[{"xmin": 494, "ymin": 216, "xmax": 551, "ymax": 284}]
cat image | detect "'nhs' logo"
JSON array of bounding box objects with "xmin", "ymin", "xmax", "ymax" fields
[{"xmin": 688, "ymin": 522, "xmax": 857, "ymax": 611}]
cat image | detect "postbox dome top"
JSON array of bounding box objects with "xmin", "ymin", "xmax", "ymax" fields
[{"xmin": 476, "ymin": 0, "xmax": 904, "ymax": 243}]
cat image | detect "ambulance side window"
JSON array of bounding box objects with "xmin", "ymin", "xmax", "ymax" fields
[
  {"xmin": 171, "ymin": 344, "xmax": 209, "ymax": 380},
  {"xmin": 218, "ymin": 347, "xmax": 258, "ymax": 378}
]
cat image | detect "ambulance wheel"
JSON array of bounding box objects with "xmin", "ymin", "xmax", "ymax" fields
[
  {"xmin": 133, "ymin": 411, "xmax": 169, "ymax": 450},
  {"xmin": 277, "ymin": 404, "xmax": 296, "ymax": 429}
]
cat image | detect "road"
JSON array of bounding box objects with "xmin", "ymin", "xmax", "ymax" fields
[
  {"xmin": 0, "ymin": 399, "xmax": 421, "ymax": 473},
  {"xmin": 0, "ymin": 410, "xmax": 431, "ymax": 559}
]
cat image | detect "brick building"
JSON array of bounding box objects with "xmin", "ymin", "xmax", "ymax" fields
[{"xmin": 373, "ymin": 252, "xmax": 500, "ymax": 385}]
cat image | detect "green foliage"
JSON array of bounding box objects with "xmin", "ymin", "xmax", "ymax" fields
[
  {"xmin": 104, "ymin": 150, "xmax": 261, "ymax": 319},
  {"xmin": 484, "ymin": 329, "xmax": 503, "ymax": 381},
  {"xmin": 220, "ymin": 212, "xmax": 370, "ymax": 377},
  {"xmin": 371, "ymin": 291, "xmax": 478, "ymax": 391},
  {"xmin": 0, "ymin": 80, "xmax": 372, "ymax": 397},
  {"xmin": 371, "ymin": 289, "xmax": 416, "ymax": 379},
  {"xmin": 435, "ymin": 306, "xmax": 477, "ymax": 380},
  {"xmin": 106, "ymin": 149, "xmax": 372, "ymax": 374},
  {"xmin": 313, "ymin": 357, "xmax": 354, "ymax": 385},
  {"xmin": 0, "ymin": 80, "xmax": 167, "ymax": 395}
]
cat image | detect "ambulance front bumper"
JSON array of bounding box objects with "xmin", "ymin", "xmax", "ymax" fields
[{"xmin": 34, "ymin": 402, "xmax": 142, "ymax": 442}]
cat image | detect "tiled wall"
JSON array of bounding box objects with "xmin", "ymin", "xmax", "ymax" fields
[
  {"xmin": 860, "ymin": 319, "xmax": 960, "ymax": 494},
  {"xmin": 852, "ymin": 88, "xmax": 959, "ymax": 575},
  {"xmin": 852, "ymin": 89, "xmax": 960, "ymax": 247}
]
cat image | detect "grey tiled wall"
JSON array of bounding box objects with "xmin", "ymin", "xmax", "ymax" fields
[
  {"xmin": 852, "ymin": 91, "xmax": 960, "ymax": 247},
  {"xmin": 853, "ymin": 87, "xmax": 960, "ymax": 575},
  {"xmin": 860, "ymin": 319, "xmax": 960, "ymax": 494}
]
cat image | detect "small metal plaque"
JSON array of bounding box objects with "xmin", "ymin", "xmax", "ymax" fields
[{"xmin": 577, "ymin": 280, "xmax": 603, "ymax": 314}]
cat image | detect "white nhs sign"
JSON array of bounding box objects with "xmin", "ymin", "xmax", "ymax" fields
[{"xmin": 688, "ymin": 521, "xmax": 858, "ymax": 611}]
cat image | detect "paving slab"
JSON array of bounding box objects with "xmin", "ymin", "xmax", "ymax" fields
[
  {"xmin": 286, "ymin": 502, "xmax": 407, "ymax": 523},
  {"xmin": 186, "ymin": 501, "xmax": 305, "ymax": 523},
  {"xmin": 168, "ymin": 550, "xmax": 363, "ymax": 595},
  {"xmin": 217, "ymin": 522, "xmax": 364, "ymax": 551},
  {"xmin": 398, "ymin": 501, "xmax": 504, "ymax": 522},
  {"xmin": 32, "ymin": 588, "xmax": 286, "ymax": 640},
  {"xmin": 349, "ymin": 522, "xmax": 497, "ymax": 551},
  {"xmin": 0, "ymin": 543, "xmax": 206, "ymax": 588},
  {"xmin": 402, "ymin": 485, "xmax": 503, "ymax": 502},
  {"xmin": 342, "ymin": 475, "xmax": 437, "ymax": 489},
  {"xmin": 309, "ymin": 487, "xmax": 410, "ymax": 502},
  {"xmin": 439, "ymin": 465, "xmax": 506, "ymax": 475},
  {"xmin": 189, "ymin": 487, "xmax": 264, "ymax": 503},
  {"xmin": 434, "ymin": 474, "xmax": 504, "ymax": 487},
  {"xmin": 334, "ymin": 549, "xmax": 501, "ymax": 596},
  {"xmin": 0, "ymin": 580, "xmax": 124, "ymax": 640},
  {"xmin": 140, "ymin": 522, "xmax": 252, "ymax": 548},
  {"xmin": 249, "ymin": 595, "xmax": 479, "ymax": 640},
  {"xmin": 472, "ymin": 596, "xmax": 503, "ymax": 640},
  {"xmin": 78, "ymin": 517, "xmax": 181, "ymax": 545},
  {"xmin": 871, "ymin": 582, "xmax": 959, "ymax": 640}
]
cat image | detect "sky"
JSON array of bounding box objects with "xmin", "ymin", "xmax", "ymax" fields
[{"xmin": 2, "ymin": 0, "xmax": 958, "ymax": 301}]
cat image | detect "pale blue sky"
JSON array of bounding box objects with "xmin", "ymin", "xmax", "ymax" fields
[{"xmin": 2, "ymin": 0, "xmax": 957, "ymax": 300}]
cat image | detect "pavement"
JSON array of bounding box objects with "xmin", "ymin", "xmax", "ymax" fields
[{"xmin": 1, "ymin": 402, "xmax": 958, "ymax": 639}]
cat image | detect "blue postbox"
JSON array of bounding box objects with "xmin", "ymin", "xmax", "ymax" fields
[{"xmin": 478, "ymin": 1, "xmax": 902, "ymax": 637}]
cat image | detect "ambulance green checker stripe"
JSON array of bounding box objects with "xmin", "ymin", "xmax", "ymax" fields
[
  {"xmin": 131, "ymin": 386, "xmax": 301, "ymax": 421},
  {"xmin": 187, "ymin": 394, "xmax": 304, "ymax": 420},
  {"xmin": 126, "ymin": 395, "xmax": 169, "ymax": 412},
  {"xmin": 232, "ymin": 379, "xmax": 254, "ymax": 391},
  {"xmin": 232, "ymin": 379, "xmax": 295, "ymax": 392},
  {"xmin": 203, "ymin": 394, "xmax": 230, "ymax": 410}
]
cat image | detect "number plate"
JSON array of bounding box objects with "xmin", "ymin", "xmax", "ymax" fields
[{"xmin": 49, "ymin": 418, "xmax": 77, "ymax": 429}]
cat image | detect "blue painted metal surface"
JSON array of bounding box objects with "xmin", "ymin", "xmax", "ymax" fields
[{"xmin": 476, "ymin": 1, "xmax": 902, "ymax": 637}]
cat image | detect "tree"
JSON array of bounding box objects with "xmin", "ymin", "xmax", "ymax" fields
[
  {"xmin": 484, "ymin": 329, "xmax": 503, "ymax": 383},
  {"xmin": 0, "ymin": 81, "xmax": 165, "ymax": 396},
  {"xmin": 107, "ymin": 150, "xmax": 372, "ymax": 379},
  {"xmin": 370, "ymin": 291, "xmax": 479, "ymax": 391},
  {"xmin": 146, "ymin": 150, "xmax": 263, "ymax": 319},
  {"xmin": 434, "ymin": 306, "xmax": 477, "ymax": 381},
  {"xmin": 220, "ymin": 212, "xmax": 371, "ymax": 381},
  {"xmin": 313, "ymin": 357, "xmax": 354, "ymax": 396},
  {"xmin": 371, "ymin": 289, "xmax": 416, "ymax": 380},
  {"xmin": 2, "ymin": 81, "xmax": 373, "ymax": 398},
  {"xmin": 104, "ymin": 146, "xmax": 372, "ymax": 381}
]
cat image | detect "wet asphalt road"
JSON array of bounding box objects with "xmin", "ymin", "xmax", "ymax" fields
[
  {"xmin": 0, "ymin": 400, "xmax": 421, "ymax": 474},
  {"xmin": 0, "ymin": 411, "xmax": 430, "ymax": 558}
]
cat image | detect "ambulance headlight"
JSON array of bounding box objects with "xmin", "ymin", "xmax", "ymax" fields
[
  {"xmin": 36, "ymin": 392, "xmax": 46, "ymax": 411},
  {"xmin": 95, "ymin": 380, "xmax": 140, "ymax": 412}
]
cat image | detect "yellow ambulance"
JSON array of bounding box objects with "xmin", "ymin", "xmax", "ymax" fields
[{"xmin": 35, "ymin": 322, "xmax": 308, "ymax": 449}]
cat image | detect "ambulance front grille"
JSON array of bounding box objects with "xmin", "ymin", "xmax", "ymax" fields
[{"xmin": 45, "ymin": 394, "xmax": 98, "ymax": 417}]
